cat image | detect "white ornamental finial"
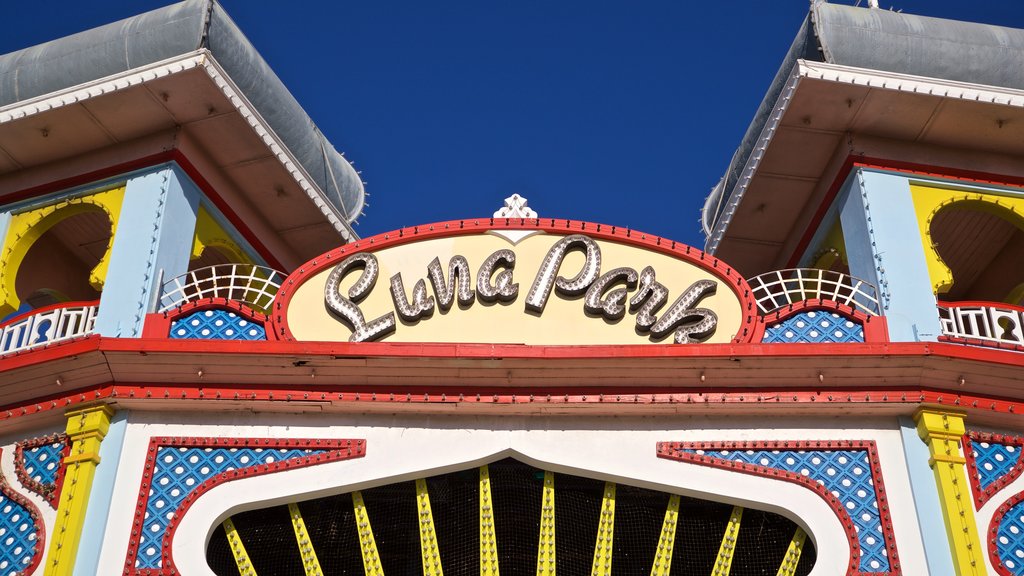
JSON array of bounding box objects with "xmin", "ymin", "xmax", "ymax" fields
[{"xmin": 494, "ymin": 194, "xmax": 537, "ymax": 218}]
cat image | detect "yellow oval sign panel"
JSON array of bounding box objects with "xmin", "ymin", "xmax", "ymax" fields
[{"xmin": 278, "ymin": 223, "xmax": 754, "ymax": 346}]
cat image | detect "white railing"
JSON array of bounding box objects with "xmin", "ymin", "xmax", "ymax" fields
[
  {"xmin": 938, "ymin": 302, "xmax": 1024, "ymax": 346},
  {"xmin": 158, "ymin": 264, "xmax": 285, "ymax": 314},
  {"xmin": 0, "ymin": 303, "xmax": 98, "ymax": 354},
  {"xmin": 748, "ymin": 268, "xmax": 880, "ymax": 315}
]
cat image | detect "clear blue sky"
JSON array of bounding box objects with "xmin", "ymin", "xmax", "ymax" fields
[{"xmin": 4, "ymin": 1, "xmax": 1023, "ymax": 249}]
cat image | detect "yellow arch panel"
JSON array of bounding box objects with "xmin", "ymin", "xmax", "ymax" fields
[
  {"xmin": 191, "ymin": 206, "xmax": 253, "ymax": 265},
  {"xmin": 910, "ymin": 184, "xmax": 1024, "ymax": 296},
  {"xmin": 0, "ymin": 187, "xmax": 124, "ymax": 316}
]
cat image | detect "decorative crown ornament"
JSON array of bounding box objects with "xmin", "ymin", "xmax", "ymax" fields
[{"xmin": 493, "ymin": 194, "xmax": 537, "ymax": 218}]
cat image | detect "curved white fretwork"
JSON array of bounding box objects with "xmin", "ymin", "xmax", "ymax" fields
[
  {"xmin": 748, "ymin": 269, "xmax": 880, "ymax": 315},
  {"xmin": 158, "ymin": 264, "xmax": 285, "ymax": 314}
]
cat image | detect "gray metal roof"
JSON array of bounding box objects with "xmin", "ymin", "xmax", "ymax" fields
[
  {"xmin": 703, "ymin": 2, "xmax": 1024, "ymax": 244},
  {"xmin": 0, "ymin": 0, "xmax": 365, "ymax": 224}
]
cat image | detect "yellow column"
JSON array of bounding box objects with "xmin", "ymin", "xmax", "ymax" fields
[
  {"xmin": 416, "ymin": 478, "xmax": 445, "ymax": 576},
  {"xmin": 288, "ymin": 502, "xmax": 324, "ymax": 576},
  {"xmin": 775, "ymin": 527, "xmax": 806, "ymax": 576},
  {"xmin": 352, "ymin": 491, "xmax": 384, "ymax": 575},
  {"xmin": 649, "ymin": 494, "xmax": 679, "ymax": 576},
  {"xmin": 915, "ymin": 409, "xmax": 984, "ymax": 576},
  {"xmin": 223, "ymin": 517, "xmax": 258, "ymax": 576},
  {"xmin": 711, "ymin": 506, "xmax": 743, "ymax": 576},
  {"xmin": 480, "ymin": 466, "xmax": 500, "ymax": 576},
  {"xmin": 536, "ymin": 471, "xmax": 556, "ymax": 576},
  {"xmin": 590, "ymin": 482, "xmax": 616, "ymax": 576},
  {"xmin": 44, "ymin": 405, "xmax": 115, "ymax": 576}
]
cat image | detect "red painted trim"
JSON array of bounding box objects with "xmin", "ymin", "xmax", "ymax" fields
[
  {"xmin": 122, "ymin": 436, "xmax": 366, "ymax": 576},
  {"xmin": 938, "ymin": 335, "xmax": 1024, "ymax": 354},
  {"xmin": 988, "ymin": 489, "xmax": 1024, "ymax": 576},
  {"xmin": 268, "ymin": 218, "xmax": 760, "ymax": 344},
  {"xmin": 784, "ymin": 157, "xmax": 1024, "ymax": 269},
  {"xmin": 4, "ymin": 382, "xmax": 1024, "ymax": 426},
  {"xmin": 0, "ymin": 300, "xmax": 99, "ymax": 330},
  {"xmin": 759, "ymin": 300, "xmax": 889, "ymax": 344},
  {"xmin": 0, "ymin": 447, "xmax": 47, "ymax": 576},
  {"xmin": 963, "ymin": 431, "xmax": 1024, "ymax": 511},
  {"xmin": 14, "ymin": 433, "xmax": 70, "ymax": 509},
  {"xmin": 142, "ymin": 297, "xmax": 274, "ymax": 341},
  {"xmin": 1, "ymin": 151, "xmax": 286, "ymax": 271},
  {"xmin": 658, "ymin": 440, "xmax": 901, "ymax": 576},
  {"xmin": 939, "ymin": 301, "xmax": 1024, "ymax": 314}
]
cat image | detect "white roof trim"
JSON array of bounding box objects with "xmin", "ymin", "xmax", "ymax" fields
[
  {"xmin": 0, "ymin": 49, "xmax": 358, "ymax": 244},
  {"xmin": 705, "ymin": 59, "xmax": 1024, "ymax": 254}
]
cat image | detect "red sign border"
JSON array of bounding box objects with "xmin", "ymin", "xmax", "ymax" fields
[{"xmin": 269, "ymin": 218, "xmax": 759, "ymax": 345}]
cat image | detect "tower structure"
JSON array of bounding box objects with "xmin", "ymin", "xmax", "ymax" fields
[{"xmin": 1, "ymin": 2, "xmax": 1023, "ymax": 576}]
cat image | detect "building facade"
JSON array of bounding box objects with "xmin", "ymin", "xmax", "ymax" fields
[{"xmin": 1, "ymin": 2, "xmax": 1023, "ymax": 575}]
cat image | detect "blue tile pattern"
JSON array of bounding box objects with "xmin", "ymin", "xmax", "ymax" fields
[
  {"xmin": 763, "ymin": 311, "xmax": 864, "ymax": 343},
  {"xmin": 0, "ymin": 487, "xmax": 38, "ymax": 576},
  {"xmin": 135, "ymin": 445, "xmax": 330, "ymax": 569},
  {"xmin": 970, "ymin": 439, "xmax": 1021, "ymax": 493},
  {"xmin": 169, "ymin": 309, "xmax": 265, "ymax": 340},
  {"xmin": 687, "ymin": 448, "xmax": 888, "ymax": 572},
  {"xmin": 21, "ymin": 439, "xmax": 64, "ymax": 488},
  {"xmin": 996, "ymin": 498, "xmax": 1024, "ymax": 575}
]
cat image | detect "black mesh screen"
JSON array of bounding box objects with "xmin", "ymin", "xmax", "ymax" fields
[
  {"xmin": 426, "ymin": 470, "xmax": 479, "ymax": 575},
  {"xmin": 206, "ymin": 458, "xmax": 815, "ymax": 576},
  {"xmin": 490, "ymin": 460, "xmax": 543, "ymax": 575}
]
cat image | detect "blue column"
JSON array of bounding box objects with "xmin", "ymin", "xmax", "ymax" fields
[
  {"xmin": 839, "ymin": 169, "xmax": 941, "ymax": 342},
  {"xmin": 94, "ymin": 164, "xmax": 200, "ymax": 337},
  {"xmin": 71, "ymin": 410, "xmax": 127, "ymax": 576},
  {"xmin": 898, "ymin": 416, "xmax": 956, "ymax": 576}
]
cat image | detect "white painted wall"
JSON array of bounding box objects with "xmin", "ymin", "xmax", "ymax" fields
[{"xmin": 91, "ymin": 412, "xmax": 929, "ymax": 575}]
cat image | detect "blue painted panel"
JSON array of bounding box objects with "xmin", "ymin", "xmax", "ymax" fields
[
  {"xmin": 0, "ymin": 484, "xmax": 39, "ymax": 575},
  {"xmin": 687, "ymin": 447, "xmax": 888, "ymax": 572},
  {"xmin": 134, "ymin": 445, "xmax": 330, "ymax": 570},
  {"xmin": 95, "ymin": 164, "xmax": 200, "ymax": 338},
  {"xmin": 169, "ymin": 309, "xmax": 266, "ymax": 340},
  {"xmin": 72, "ymin": 412, "xmax": 127, "ymax": 576},
  {"xmin": 970, "ymin": 439, "xmax": 1021, "ymax": 493},
  {"xmin": 996, "ymin": 499, "xmax": 1024, "ymax": 575},
  {"xmin": 20, "ymin": 439, "xmax": 64, "ymax": 488},
  {"xmin": 898, "ymin": 417, "xmax": 955, "ymax": 576},
  {"xmin": 763, "ymin": 310, "xmax": 864, "ymax": 343},
  {"xmin": 840, "ymin": 169, "xmax": 941, "ymax": 342}
]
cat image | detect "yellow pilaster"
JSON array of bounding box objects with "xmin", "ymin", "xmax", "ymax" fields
[
  {"xmin": 915, "ymin": 409, "xmax": 984, "ymax": 576},
  {"xmin": 536, "ymin": 471, "xmax": 556, "ymax": 576},
  {"xmin": 223, "ymin": 517, "xmax": 258, "ymax": 576},
  {"xmin": 480, "ymin": 465, "xmax": 500, "ymax": 576},
  {"xmin": 352, "ymin": 491, "xmax": 384, "ymax": 576},
  {"xmin": 591, "ymin": 482, "xmax": 616, "ymax": 576},
  {"xmin": 711, "ymin": 506, "xmax": 743, "ymax": 576},
  {"xmin": 288, "ymin": 502, "xmax": 323, "ymax": 576},
  {"xmin": 649, "ymin": 494, "xmax": 679, "ymax": 576},
  {"xmin": 775, "ymin": 527, "xmax": 806, "ymax": 576},
  {"xmin": 44, "ymin": 405, "xmax": 115, "ymax": 576},
  {"xmin": 416, "ymin": 478, "xmax": 445, "ymax": 576}
]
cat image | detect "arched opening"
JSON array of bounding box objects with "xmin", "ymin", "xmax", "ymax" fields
[
  {"xmin": 205, "ymin": 459, "xmax": 815, "ymax": 576},
  {"xmin": 9, "ymin": 207, "xmax": 112, "ymax": 317},
  {"xmin": 930, "ymin": 201, "xmax": 1024, "ymax": 305}
]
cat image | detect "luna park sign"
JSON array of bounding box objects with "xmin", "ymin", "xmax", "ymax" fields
[{"xmin": 276, "ymin": 221, "xmax": 752, "ymax": 346}]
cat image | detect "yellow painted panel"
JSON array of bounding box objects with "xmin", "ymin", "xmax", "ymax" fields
[
  {"xmin": 649, "ymin": 494, "xmax": 679, "ymax": 576},
  {"xmin": 480, "ymin": 465, "xmax": 500, "ymax": 576},
  {"xmin": 537, "ymin": 471, "xmax": 556, "ymax": 576},
  {"xmin": 0, "ymin": 187, "xmax": 124, "ymax": 316},
  {"xmin": 591, "ymin": 482, "xmax": 615, "ymax": 576},
  {"xmin": 711, "ymin": 506, "xmax": 743, "ymax": 576},
  {"xmin": 416, "ymin": 478, "xmax": 444, "ymax": 576},
  {"xmin": 223, "ymin": 517, "xmax": 258, "ymax": 576},
  {"xmin": 191, "ymin": 206, "xmax": 253, "ymax": 265},
  {"xmin": 288, "ymin": 502, "xmax": 324, "ymax": 576}
]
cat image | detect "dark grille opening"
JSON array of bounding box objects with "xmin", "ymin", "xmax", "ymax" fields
[
  {"xmin": 359, "ymin": 480, "xmax": 421, "ymax": 575},
  {"xmin": 301, "ymin": 494, "xmax": 363, "ymax": 575},
  {"xmin": 426, "ymin": 469, "xmax": 479, "ymax": 575},
  {"xmin": 553, "ymin": 472, "xmax": 605, "ymax": 574},
  {"xmin": 205, "ymin": 458, "xmax": 815, "ymax": 575},
  {"xmin": 610, "ymin": 484, "xmax": 670, "ymax": 576},
  {"xmin": 672, "ymin": 497, "xmax": 735, "ymax": 574},
  {"xmin": 490, "ymin": 460, "xmax": 543, "ymax": 575}
]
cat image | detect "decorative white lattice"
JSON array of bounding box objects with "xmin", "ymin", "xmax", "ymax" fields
[
  {"xmin": 158, "ymin": 265, "xmax": 285, "ymax": 314},
  {"xmin": 0, "ymin": 303, "xmax": 97, "ymax": 355},
  {"xmin": 938, "ymin": 303, "xmax": 1024, "ymax": 348},
  {"xmin": 748, "ymin": 269, "xmax": 880, "ymax": 315}
]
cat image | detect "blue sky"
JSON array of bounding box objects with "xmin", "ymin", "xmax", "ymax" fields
[{"xmin": 4, "ymin": 1, "xmax": 1024, "ymax": 249}]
